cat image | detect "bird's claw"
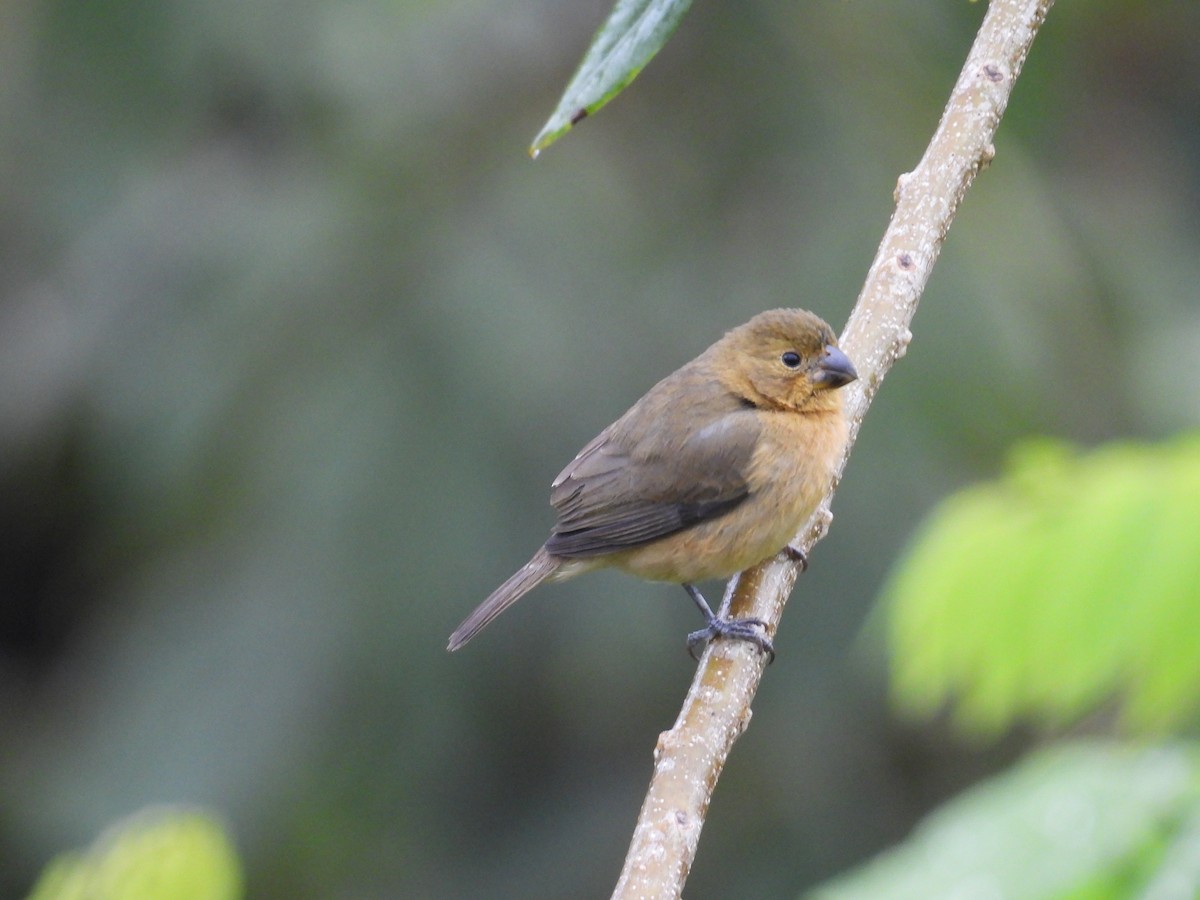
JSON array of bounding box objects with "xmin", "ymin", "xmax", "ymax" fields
[
  {"xmin": 783, "ymin": 544, "xmax": 809, "ymax": 571},
  {"xmin": 687, "ymin": 616, "xmax": 776, "ymax": 664}
]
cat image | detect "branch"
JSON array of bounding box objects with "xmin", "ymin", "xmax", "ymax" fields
[{"xmin": 609, "ymin": 1, "xmax": 1056, "ymax": 896}]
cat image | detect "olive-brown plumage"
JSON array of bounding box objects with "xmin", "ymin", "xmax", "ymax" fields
[{"xmin": 447, "ymin": 308, "xmax": 857, "ymax": 655}]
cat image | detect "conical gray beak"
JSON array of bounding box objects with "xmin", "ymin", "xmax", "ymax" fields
[{"xmin": 814, "ymin": 345, "xmax": 857, "ymax": 389}]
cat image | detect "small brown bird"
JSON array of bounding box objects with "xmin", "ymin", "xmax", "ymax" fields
[{"xmin": 447, "ymin": 308, "xmax": 857, "ymax": 658}]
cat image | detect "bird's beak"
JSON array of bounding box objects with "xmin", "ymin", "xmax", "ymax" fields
[{"xmin": 813, "ymin": 345, "xmax": 858, "ymax": 389}]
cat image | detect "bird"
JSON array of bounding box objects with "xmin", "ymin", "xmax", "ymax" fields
[{"xmin": 447, "ymin": 308, "xmax": 857, "ymax": 659}]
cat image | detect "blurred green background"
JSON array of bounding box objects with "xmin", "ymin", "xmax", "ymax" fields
[{"xmin": 2, "ymin": 0, "xmax": 1198, "ymax": 896}]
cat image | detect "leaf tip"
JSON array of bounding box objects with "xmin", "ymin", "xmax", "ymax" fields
[{"xmin": 528, "ymin": 123, "xmax": 567, "ymax": 158}]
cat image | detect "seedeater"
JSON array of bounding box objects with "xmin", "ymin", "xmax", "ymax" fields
[{"xmin": 447, "ymin": 308, "xmax": 857, "ymax": 659}]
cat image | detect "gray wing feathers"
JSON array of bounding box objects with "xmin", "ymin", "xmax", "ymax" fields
[{"xmin": 545, "ymin": 395, "xmax": 760, "ymax": 559}]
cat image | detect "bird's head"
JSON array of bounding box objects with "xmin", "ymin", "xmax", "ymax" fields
[{"xmin": 715, "ymin": 308, "xmax": 857, "ymax": 414}]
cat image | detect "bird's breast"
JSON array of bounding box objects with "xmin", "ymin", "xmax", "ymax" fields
[{"xmin": 607, "ymin": 407, "xmax": 846, "ymax": 584}]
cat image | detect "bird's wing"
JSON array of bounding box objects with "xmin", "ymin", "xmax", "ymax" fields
[{"xmin": 544, "ymin": 400, "xmax": 760, "ymax": 558}]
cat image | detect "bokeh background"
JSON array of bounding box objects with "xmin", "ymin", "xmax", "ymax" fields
[{"xmin": 2, "ymin": 0, "xmax": 1198, "ymax": 896}]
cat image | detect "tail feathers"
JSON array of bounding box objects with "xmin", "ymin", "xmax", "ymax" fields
[{"xmin": 447, "ymin": 547, "xmax": 560, "ymax": 651}]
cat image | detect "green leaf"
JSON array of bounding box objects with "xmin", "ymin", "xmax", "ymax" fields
[
  {"xmin": 884, "ymin": 433, "xmax": 1200, "ymax": 737},
  {"xmin": 808, "ymin": 741, "xmax": 1200, "ymax": 900},
  {"xmin": 27, "ymin": 807, "xmax": 243, "ymax": 900},
  {"xmin": 529, "ymin": 0, "xmax": 693, "ymax": 157}
]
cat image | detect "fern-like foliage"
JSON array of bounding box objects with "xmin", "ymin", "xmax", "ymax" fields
[
  {"xmin": 885, "ymin": 433, "xmax": 1200, "ymax": 736},
  {"xmin": 810, "ymin": 741, "xmax": 1200, "ymax": 899}
]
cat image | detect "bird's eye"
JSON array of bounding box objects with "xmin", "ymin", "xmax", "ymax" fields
[{"xmin": 780, "ymin": 351, "xmax": 802, "ymax": 369}]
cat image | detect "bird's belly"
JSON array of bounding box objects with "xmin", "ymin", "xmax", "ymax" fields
[{"xmin": 609, "ymin": 477, "xmax": 824, "ymax": 584}]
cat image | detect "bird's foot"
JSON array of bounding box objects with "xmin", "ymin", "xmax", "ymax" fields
[
  {"xmin": 783, "ymin": 544, "xmax": 808, "ymax": 571},
  {"xmin": 683, "ymin": 583, "xmax": 775, "ymax": 664},
  {"xmin": 686, "ymin": 616, "xmax": 775, "ymax": 664}
]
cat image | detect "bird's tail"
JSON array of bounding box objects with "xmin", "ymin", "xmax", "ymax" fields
[{"xmin": 447, "ymin": 547, "xmax": 561, "ymax": 651}]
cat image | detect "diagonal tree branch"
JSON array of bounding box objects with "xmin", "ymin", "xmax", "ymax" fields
[{"xmin": 609, "ymin": 1, "xmax": 1056, "ymax": 896}]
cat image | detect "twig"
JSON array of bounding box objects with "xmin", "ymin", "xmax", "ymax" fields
[{"xmin": 609, "ymin": 1, "xmax": 1056, "ymax": 896}]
